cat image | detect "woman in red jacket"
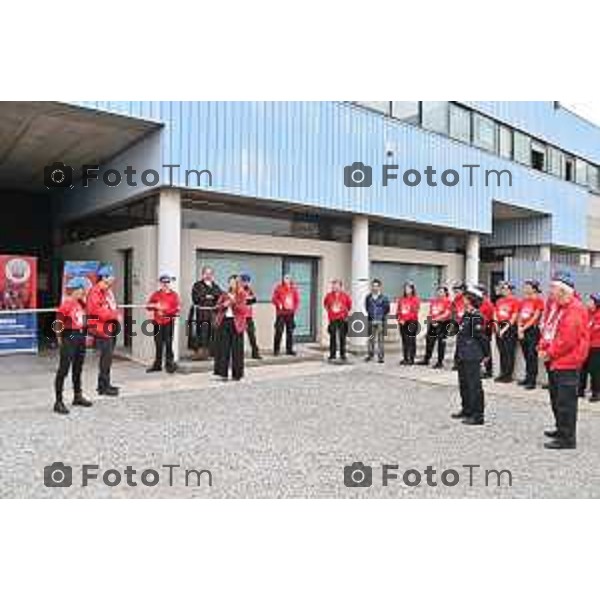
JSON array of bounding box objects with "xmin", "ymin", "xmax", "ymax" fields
[
  {"xmin": 396, "ymin": 282, "xmax": 420, "ymax": 365},
  {"xmin": 271, "ymin": 274, "xmax": 301, "ymax": 356},
  {"xmin": 418, "ymin": 285, "xmax": 452, "ymax": 368},
  {"xmin": 578, "ymin": 293, "xmax": 600, "ymax": 402},
  {"xmin": 213, "ymin": 275, "xmax": 248, "ymax": 381},
  {"xmin": 494, "ymin": 281, "xmax": 521, "ymax": 383}
]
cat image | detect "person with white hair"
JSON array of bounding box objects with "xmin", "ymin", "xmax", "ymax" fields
[{"xmin": 538, "ymin": 272, "xmax": 589, "ymax": 450}]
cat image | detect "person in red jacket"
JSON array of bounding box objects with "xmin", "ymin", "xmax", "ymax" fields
[
  {"xmin": 494, "ymin": 281, "xmax": 521, "ymax": 383},
  {"xmin": 475, "ymin": 284, "xmax": 495, "ymax": 379},
  {"xmin": 517, "ymin": 280, "xmax": 545, "ymax": 390},
  {"xmin": 578, "ymin": 293, "xmax": 600, "ymax": 402},
  {"xmin": 323, "ymin": 279, "xmax": 352, "ymax": 362},
  {"xmin": 87, "ymin": 264, "xmax": 120, "ymax": 396},
  {"xmin": 451, "ymin": 283, "xmax": 466, "ymax": 371},
  {"xmin": 418, "ymin": 285, "xmax": 452, "ymax": 368},
  {"xmin": 53, "ymin": 277, "xmax": 93, "ymax": 415},
  {"xmin": 213, "ymin": 275, "xmax": 248, "ymax": 381},
  {"xmin": 240, "ymin": 273, "xmax": 262, "ymax": 360},
  {"xmin": 396, "ymin": 281, "xmax": 420, "ymax": 365},
  {"xmin": 272, "ymin": 274, "xmax": 300, "ymax": 356},
  {"xmin": 146, "ymin": 274, "xmax": 181, "ymax": 374},
  {"xmin": 539, "ymin": 273, "xmax": 589, "ymax": 449}
]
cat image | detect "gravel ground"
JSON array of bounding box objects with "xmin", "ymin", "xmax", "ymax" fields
[{"xmin": 1, "ymin": 355, "xmax": 600, "ymax": 498}]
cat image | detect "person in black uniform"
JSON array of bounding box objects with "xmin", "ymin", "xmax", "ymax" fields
[
  {"xmin": 188, "ymin": 266, "xmax": 222, "ymax": 360},
  {"xmin": 451, "ymin": 285, "xmax": 488, "ymax": 425}
]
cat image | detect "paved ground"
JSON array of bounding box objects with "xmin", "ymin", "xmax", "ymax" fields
[{"xmin": 1, "ymin": 351, "xmax": 600, "ymax": 498}]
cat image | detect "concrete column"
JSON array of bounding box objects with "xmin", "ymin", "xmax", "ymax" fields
[
  {"xmin": 540, "ymin": 245, "xmax": 551, "ymax": 263},
  {"xmin": 158, "ymin": 188, "xmax": 182, "ymax": 361},
  {"xmin": 580, "ymin": 252, "xmax": 591, "ymax": 267},
  {"xmin": 465, "ymin": 233, "xmax": 480, "ymax": 285},
  {"xmin": 351, "ymin": 216, "xmax": 370, "ymax": 348},
  {"xmin": 592, "ymin": 252, "xmax": 600, "ymax": 269}
]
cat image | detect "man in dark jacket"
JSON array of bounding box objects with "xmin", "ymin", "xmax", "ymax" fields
[
  {"xmin": 189, "ymin": 266, "xmax": 222, "ymax": 360},
  {"xmin": 364, "ymin": 279, "xmax": 390, "ymax": 363},
  {"xmin": 451, "ymin": 285, "xmax": 488, "ymax": 425}
]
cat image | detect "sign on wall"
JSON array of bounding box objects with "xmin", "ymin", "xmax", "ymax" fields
[{"xmin": 0, "ymin": 255, "xmax": 38, "ymax": 355}]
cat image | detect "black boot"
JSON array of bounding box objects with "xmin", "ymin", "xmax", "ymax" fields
[
  {"xmin": 73, "ymin": 392, "xmax": 93, "ymax": 407},
  {"xmin": 165, "ymin": 363, "xmax": 177, "ymax": 374},
  {"xmin": 544, "ymin": 429, "xmax": 559, "ymax": 438},
  {"xmin": 462, "ymin": 415, "xmax": 484, "ymax": 425},
  {"xmin": 451, "ymin": 410, "xmax": 469, "ymax": 419},
  {"xmin": 146, "ymin": 363, "xmax": 162, "ymax": 373},
  {"xmin": 53, "ymin": 399, "xmax": 70, "ymax": 415},
  {"xmin": 544, "ymin": 438, "xmax": 576, "ymax": 450}
]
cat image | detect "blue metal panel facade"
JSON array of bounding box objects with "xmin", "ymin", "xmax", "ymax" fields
[
  {"xmin": 463, "ymin": 101, "xmax": 600, "ymax": 165},
  {"xmin": 72, "ymin": 101, "xmax": 590, "ymax": 248}
]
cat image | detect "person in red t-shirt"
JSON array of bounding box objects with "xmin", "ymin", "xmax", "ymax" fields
[
  {"xmin": 516, "ymin": 279, "xmax": 545, "ymax": 389},
  {"xmin": 451, "ymin": 283, "xmax": 466, "ymax": 371},
  {"xmin": 418, "ymin": 285, "xmax": 452, "ymax": 368},
  {"xmin": 53, "ymin": 277, "xmax": 93, "ymax": 415},
  {"xmin": 494, "ymin": 281, "xmax": 521, "ymax": 383},
  {"xmin": 578, "ymin": 293, "xmax": 600, "ymax": 402},
  {"xmin": 146, "ymin": 274, "xmax": 181, "ymax": 374},
  {"xmin": 272, "ymin": 274, "xmax": 300, "ymax": 356},
  {"xmin": 323, "ymin": 279, "xmax": 352, "ymax": 361},
  {"xmin": 395, "ymin": 281, "xmax": 420, "ymax": 365}
]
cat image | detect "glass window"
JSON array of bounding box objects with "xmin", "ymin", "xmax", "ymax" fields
[
  {"xmin": 588, "ymin": 164, "xmax": 600, "ymax": 192},
  {"xmin": 391, "ymin": 101, "xmax": 420, "ymax": 124},
  {"xmin": 576, "ymin": 159, "xmax": 589, "ymax": 186},
  {"xmin": 547, "ymin": 147, "xmax": 564, "ymax": 178},
  {"xmin": 473, "ymin": 114, "xmax": 497, "ymax": 152},
  {"xmin": 565, "ymin": 156, "xmax": 575, "ymax": 182},
  {"xmin": 196, "ymin": 250, "xmax": 283, "ymax": 302},
  {"xmin": 371, "ymin": 261, "xmax": 442, "ymax": 300},
  {"xmin": 531, "ymin": 140, "xmax": 547, "ymax": 172},
  {"xmin": 449, "ymin": 104, "xmax": 471, "ymax": 143},
  {"xmin": 498, "ymin": 125, "xmax": 512, "ymax": 159},
  {"xmin": 354, "ymin": 101, "xmax": 391, "ymax": 115},
  {"xmin": 421, "ymin": 102, "xmax": 449, "ymax": 135},
  {"xmin": 513, "ymin": 131, "xmax": 531, "ymax": 166}
]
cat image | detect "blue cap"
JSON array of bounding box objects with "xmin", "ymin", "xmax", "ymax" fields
[
  {"xmin": 552, "ymin": 270, "xmax": 575, "ymax": 289},
  {"xmin": 66, "ymin": 277, "xmax": 87, "ymax": 290},
  {"xmin": 97, "ymin": 264, "xmax": 114, "ymax": 279},
  {"xmin": 240, "ymin": 273, "xmax": 251, "ymax": 283}
]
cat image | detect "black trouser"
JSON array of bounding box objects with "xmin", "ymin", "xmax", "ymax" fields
[
  {"xmin": 496, "ymin": 324, "xmax": 517, "ymax": 378},
  {"xmin": 519, "ymin": 326, "xmax": 540, "ymax": 385},
  {"xmin": 458, "ymin": 358, "xmax": 484, "ymax": 419},
  {"xmin": 95, "ymin": 336, "xmax": 115, "ymax": 391},
  {"xmin": 214, "ymin": 318, "xmax": 244, "ymax": 380},
  {"xmin": 424, "ymin": 321, "xmax": 447, "ymax": 365},
  {"xmin": 400, "ymin": 321, "xmax": 418, "ymax": 363},
  {"xmin": 153, "ymin": 321, "xmax": 174, "ymax": 368},
  {"xmin": 579, "ymin": 348, "xmax": 600, "ymax": 397},
  {"xmin": 246, "ymin": 318, "xmax": 261, "ymax": 357},
  {"xmin": 274, "ymin": 314, "xmax": 295, "ymax": 354},
  {"xmin": 548, "ymin": 369, "xmax": 578, "ymax": 443},
  {"xmin": 54, "ymin": 330, "xmax": 86, "ymax": 401},
  {"xmin": 328, "ymin": 319, "xmax": 348, "ymax": 359}
]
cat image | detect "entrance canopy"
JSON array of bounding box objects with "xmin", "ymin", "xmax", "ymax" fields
[{"xmin": 0, "ymin": 101, "xmax": 160, "ymax": 192}]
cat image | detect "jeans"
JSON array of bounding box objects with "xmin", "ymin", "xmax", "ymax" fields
[
  {"xmin": 95, "ymin": 336, "xmax": 115, "ymax": 391},
  {"xmin": 400, "ymin": 321, "xmax": 418, "ymax": 363},
  {"xmin": 496, "ymin": 325, "xmax": 517, "ymax": 378},
  {"xmin": 54, "ymin": 330, "xmax": 86, "ymax": 400},
  {"xmin": 328, "ymin": 319, "xmax": 348, "ymax": 359},
  {"xmin": 424, "ymin": 321, "xmax": 447, "ymax": 365},
  {"xmin": 368, "ymin": 321, "xmax": 385, "ymax": 360},
  {"xmin": 153, "ymin": 321, "xmax": 175, "ymax": 368},
  {"xmin": 274, "ymin": 314, "xmax": 295, "ymax": 354},
  {"xmin": 519, "ymin": 326, "xmax": 540, "ymax": 384}
]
